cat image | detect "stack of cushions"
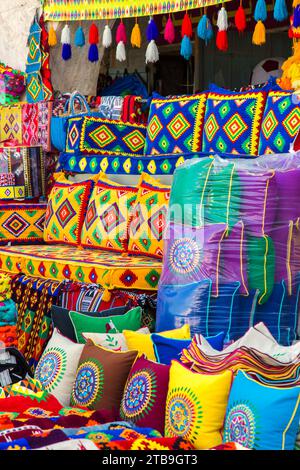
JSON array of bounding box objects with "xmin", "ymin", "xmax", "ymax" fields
[
  {"xmin": 157, "ymin": 152, "xmax": 300, "ymax": 345},
  {"xmin": 0, "ymin": 273, "xmax": 17, "ymax": 347}
]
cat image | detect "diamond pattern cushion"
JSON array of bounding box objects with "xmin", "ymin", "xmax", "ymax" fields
[
  {"xmin": 43, "ymin": 174, "xmax": 95, "ymax": 246},
  {"xmin": 144, "ymin": 94, "xmax": 207, "ymax": 155},
  {"xmin": 258, "ymin": 91, "xmax": 300, "ymax": 155},
  {"xmin": 202, "ymin": 91, "xmax": 266, "ymax": 155},
  {"xmin": 127, "ymin": 174, "xmax": 170, "ymax": 259},
  {"xmin": 81, "ymin": 177, "xmax": 138, "ymax": 253}
]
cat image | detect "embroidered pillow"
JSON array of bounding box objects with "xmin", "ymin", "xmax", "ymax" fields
[
  {"xmin": 223, "ymin": 370, "xmax": 300, "ymax": 450},
  {"xmin": 144, "ymin": 93, "xmax": 207, "ymax": 155},
  {"xmin": 70, "ymin": 340, "xmax": 138, "ymax": 412},
  {"xmin": 127, "ymin": 173, "xmax": 170, "ymax": 259},
  {"xmin": 165, "ymin": 361, "xmax": 233, "ymax": 449},
  {"xmin": 202, "ymin": 91, "xmax": 266, "ymax": 155},
  {"xmin": 81, "ymin": 177, "xmax": 138, "ymax": 252},
  {"xmin": 258, "ymin": 91, "xmax": 300, "ymax": 155},
  {"xmin": 34, "ymin": 329, "xmax": 84, "ymax": 406},
  {"xmin": 120, "ymin": 355, "xmax": 170, "ymax": 434},
  {"xmin": 44, "ymin": 173, "xmax": 94, "ymax": 246},
  {"xmin": 82, "ymin": 327, "xmax": 150, "ymax": 352}
]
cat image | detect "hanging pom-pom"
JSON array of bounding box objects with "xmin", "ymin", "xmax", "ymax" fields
[
  {"xmin": 293, "ymin": 0, "xmax": 300, "ymax": 6},
  {"xmin": 274, "ymin": 0, "xmax": 288, "ymax": 21},
  {"xmin": 75, "ymin": 26, "xmax": 85, "ymax": 47},
  {"xmin": 62, "ymin": 43, "xmax": 71, "ymax": 61},
  {"xmin": 116, "ymin": 41, "xmax": 126, "ymax": 62},
  {"xmin": 197, "ymin": 14, "xmax": 214, "ymax": 43},
  {"xmin": 88, "ymin": 43, "xmax": 99, "ymax": 62},
  {"xmin": 48, "ymin": 25, "xmax": 57, "ymax": 47},
  {"xmin": 61, "ymin": 25, "xmax": 71, "ymax": 61},
  {"xmin": 252, "ymin": 20, "xmax": 266, "ymax": 45},
  {"xmin": 181, "ymin": 12, "xmax": 193, "ymax": 38},
  {"xmin": 116, "ymin": 20, "xmax": 127, "ymax": 44},
  {"xmin": 102, "ymin": 24, "xmax": 112, "ymax": 48},
  {"xmin": 293, "ymin": 5, "xmax": 300, "ymax": 27},
  {"xmin": 164, "ymin": 15, "xmax": 175, "ymax": 44},
  {"xmin": 216, "ymin": 30, "xmax": 228, "ymax": 51},
  {"xmin": 217, "ymin": 6, "xmax": 228, "ymax": 30},
  {"xmin": 235, "ymin": 4, "xmax": 247, "ymax": 33},
  {"xmin": 131, "ymin": 21, "xmax": 142, "ymax": 48},
  {"xmin": 89, "ymin": 23, "xmax": 99, "ymax": 44},
  {"xmin": 254, "ymin": 0, "xmax": 267, "ymax": 22},
  {"xmin": 180, "ymin": 35, "xmax": 193, "ymax": 60},
  {"xmin": 147, "ymin": 17, "xmax": 159, "ymax": 41},
  {"xmin": 145, "ymin": 39, "xmax": 159, "ymax": 63}
]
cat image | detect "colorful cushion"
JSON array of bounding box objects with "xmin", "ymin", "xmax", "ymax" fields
[
  {"xmin": 82, "ymin": 327, "xmax": 150, "ymax": 352},
  {"xmin": 165, "ymin": 361, "xmax": 233, "ymax": 449},
  {"xmin": 123, "ymin": 324, "xmax": 190, "ymax": 362},
  {"xmin": 34, "ymin": 329, "xmax": 84, "ymax": 406},
  {"xmin": 69, "ymin": 306, "xmax": 142, "ymax": 343},
  {"xmin": 120, "ymin": 355, "xmax": 170, "ymax": 434},
  {"xmin": 202, "ymin": 91, "xmax": 266, "ymax": 155},
  {"xmin": 258, "ymin": 91, "xmax": 300, "ymax": 155},
  {"xmin": 156, "ymin": 280, "xmax": 212, "ymax": 337},
  {"xmin": 127, "ymin": 174, "xmax": 170, "ymax": 259},
  {"xmin": 70, "ymin": 340, "xmax": 138, "ymax": 412},
  {"xmin": 81, "ymin": 177, "xmax": 138, "ymax": 253},
  {"xmin": 275, "ymin": 168, "xmax": 300, "ymax": 224},
  {"xmin": 207, "ymin": 282, "xmax": 241, "ymax": 341},
  {"xmin": 0, "ymin": 203, "xmax": 46, "ymax": 245},
  {"xmin": 161, "ymin": 221, "xmax": 227, "ymax": 296},
  {"xmin": 247, "ymin": 235, "xmax": 275, "ymax": 304},
  {"xmin": 43, "ymin": 173, "xmax": 94, "ymax": 246},
  {"xmin": 144, "ymin": 93, "xmax": 207, "ymax": 155},
  {"xmin": 223, "ymin": 370, "xmax": 300, "ymax": 450}
]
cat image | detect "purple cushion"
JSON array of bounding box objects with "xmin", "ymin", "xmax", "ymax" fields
[{"xmin": 275, "ymin": 169, "xmax": 300, "ymax": 224}]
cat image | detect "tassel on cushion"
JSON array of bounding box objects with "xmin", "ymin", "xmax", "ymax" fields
[
  {"xmin": 252, "ymin": 20, "xmax": 266, "ymax": 45},
  {"xmin": 164, "ymin": 15, "xmax": 175, "ymax": 44},
  {"xmin": 131, "ymin": 21, "xmax": 142, "ymax": 48},
  {"xmin": 48, "ymin": 25, "xmax": 57, "ymax": 47},
  {"xmin": 103, "ymin": 24, "xmax": 112, "ymax": 48},
  {"xmin": 61, "ymin": 25, "xmax": 71, "ymax": 61},
  {"xmin": 235, "ymin": 4, "xmax": 247, "ymax": 33}
]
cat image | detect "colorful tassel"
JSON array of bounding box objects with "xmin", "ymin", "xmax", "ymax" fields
[
  {"xmin": 88, "ymin": 23, "xmax": 99, "ymax": 63},
  {"xmin": 88, "ymin": 43, "xmax": 99, "ymax": 62},
  {"xmin": 216, "ymin": 30, "xmax": 228, "ymax": 51},
  {"xmin": 116, "ymin": 20, "xmax": 127, "ymax": 44},
  {"xmin": 217, "ymin": 6, "xmax": 228, "ymax": 30},
  {"xmin": 197, "ymin": 14, "xmax": 213, "ymax": 43},
  {"xmin": 252, "ymin": 20, "xmax": 266, "ymax": 45},
  {"xmin": 293, "ymin": 5, "xmax": 300, "ymax": 27},
  {"xmin": 274, "ymin": 0, "xmax": 288, "ymax": 21},
  {"xmin": 293, "ymin": 0, "xmax": 300, "ymax": 6},
  {"xmin": 181, "ymin": 12, "xmax": 193, "ymax": 38},
  {"xmin": 62, "ymin": 43, "xmax": 71, "ymax": 61},
  {"xmin": 145, "ymin": 40, "xmax": 159, "ymax": 63},
  {"xmin": 216, "ymin": 7, "xmax": 228, "ymax": 52},
  {"xmin": 164, "ymin": 15, "xmax": 175, "ymax": 44},
  {"xmin": 147, "ymin": 17, "xmax": 159, "ymax": 41},
  {"xmin": 116, "ymin": 41, "xmax": 126, "ymax": 62},
  {"xmin": 254, "ymin": 0, "xmax": 267, "ymax": 22},
  {"xmin": 131, "ymin": 21, "xmax": 142, "ymax": 48},
  {"xmin": 103, "ymin": 24, "xmax": 112, "ymax": 48},
  {"xmin": 180, "ymin": 35, "xmax": 193, "ymax": 60},
  {"xmin": 61, "ymin": 25, "xmax": 71, "ymax": 61},
  {"xmin": 75, "ymin": 26, "xmax": 85, "ymax": 47},
  {"xmin": 235, "ymin": 4, "xmax": 247, "ymax": 33},
  {"xmin": 48, "ymin": 25, "xmax": 57, "ymax": 47}
]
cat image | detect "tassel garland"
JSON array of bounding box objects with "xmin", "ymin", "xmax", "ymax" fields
[
  {"xmin": 274, "ymin": 0, "xmax": 288, "ymax": 21},
  {"xmin": 252, "ymin": 20, "xmax": 266, "ymax": 45},
  {"xmin": 146, "ymin": 40, "xmax": 159, "ymax": 63},
  {"xmin": 131, "ymin": 21, "xmax": 142, "ymax": 48},
  {"xmin": 235, "ymin": 4, "xmax": 247, "ymax": 33},
  {"xmin": 48, "ymin": 25, "xmax": 57, "ymax": 47},
  {"xmin": 102, "ymin": 24, "xmax": 112, "ymax": 48},
  {"xmin": 88, "ymin": 23, "xmax": 99, "ymax": 62},
  {"xmin": 164, "ymin": 16, "xmax": 175, "ymax": 44},
  {"xmin": 180, "ymin": 35, "xmax": 193, "ymax": 60},
  {"xmin": 216, "ymin": 7, "xmax": 228, "ymax": 52},
  {"xmin": 254, "ymin": 0, "xmax": 267, "ymax": 22},
  {"xmin": 75, "ymin": 26, "xmax": 85, "ymax": 47},
  {"xmin": 197, "ymin": 14, "xmax": 214, "ymax": 43},
  {"xmin": 61, "ymin": 25, "xmax": 71, "ymax": 61}
]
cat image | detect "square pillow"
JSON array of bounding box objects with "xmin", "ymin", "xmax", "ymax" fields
[
  {"xmin": 165, "ymin": 361, "xmax": 233, "ymax": 449},
  {"xmin": 202, "ymin": 91, "xmax": 266, "ymax": 155},
  {"xmin": 258, "ymin": 91, "xmax": 300, "ymax": 155},
  {"xmin": 127, "ymin": 173, "xmax": 170, "ymax": 259},
  {"xmin": 34, "ymin": 328, "xmax": 84, "ymax": 406},
  {"xmin": 120, "ymin": 355, "xmax": 170, "ymax": 435},
  {"xmin": 144, "ymin": 93, "xmax": 207, "ymax": 155},
  {"xmin": 123, "ymin": 324, "xmax": 190, "ymax": 362},
  {"xmin": 81, "ymin": 177, "xmax": 138, "ymax": 252},
  {"xmin": 82, "ymin": 327, "xmax": 150, "ymax": 352},
  {"xmin": 44, "ymin": 173, "xmax": 95, "ymax": 246},
  {"xmin": 69, "ymin": 306, "xmax": 142, "ymax": 343},
  {"xmin": 223, "ymin": 370, "xmax": 300, "ymax": 450},
  {"xmin": 70, "ymin": 340, "xmax": 138, "ymax": 412}
]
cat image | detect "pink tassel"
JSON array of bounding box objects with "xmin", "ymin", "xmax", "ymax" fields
[
  {"xmin": 116, "ymin": 20, "xmax": 127, "ymax": 44},
  {"xmin": 164, "ymin": 16, "xmax": 175, "ymax": 44}
]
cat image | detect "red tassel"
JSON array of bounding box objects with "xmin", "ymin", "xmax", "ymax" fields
[
  {"xmin": 235, "ymin": 5, "xmax": 247, "ymax": 33},
  {"xmin": 216, "ymin": 30, "xmax": 228, "ymax": 51},
  {"xmin": 89, "ymin": 23, "xmax": 99, "ymax": 44},
  {"xmin": 181, "ymin": 12, "xmax": 193, "ymax": 38},
  {"xmin": 288, "ymin": 26, "xmax": 294, "ymax": 37}
]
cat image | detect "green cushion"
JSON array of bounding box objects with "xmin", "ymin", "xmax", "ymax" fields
[
  {"xmin": 69, "ymin": 306, "xmax": 142, "ymax": 343},
  {"xmin": 247, "ymin": 235, "xmax": 275, "ymax": 305}
]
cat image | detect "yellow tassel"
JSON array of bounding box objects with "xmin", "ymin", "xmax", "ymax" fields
[
  {"xmin": 131, "ymin": 22, "xmax": 142, "ymax": 48},
  {"xmin": 252, "ymin": 20, "xmax": 266, "ymax": 46},
  {"xmin": 48, "ymin": 25, "xmax": 57, "ymax": 47},
  {"xmin": 102, "ymin": 289, "xmax": 112, "ymax": 302},
  {"xmin": 293, "ymin": 0, "xmax": 300, "ymax": 7}
]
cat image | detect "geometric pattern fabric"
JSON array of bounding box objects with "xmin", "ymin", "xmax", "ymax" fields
[
  {"xmin": 0, "ymin": 203, "xmax": 46, "ymax": 244},
  {"xmin": 202, "ymin": 91, "xmax": 266, "ymax": 155},
  {"xmin": 258, "ymin": 91, "xmax": 300, "ymax": 155},
  {"xmin": 144, "ymin": 94, "xmax": 207, "ymax": 155}
]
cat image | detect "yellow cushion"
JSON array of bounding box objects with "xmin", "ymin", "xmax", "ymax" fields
[
  {"xmin": 123, "ymin": 324, "xmax": 190, "ymax": 361},
  {"xmin": 165, "ymin": 361, "xmax": 233, "ymax": 449}
]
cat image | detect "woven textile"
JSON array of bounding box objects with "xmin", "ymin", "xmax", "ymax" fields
[
  {"xmin": 81, "ymin": 178, "xmax": 138, "ymax": 253},
  {"xmin": 96, "ymin": 437, "xmax": 195, "ymax": 450},
  {"xmin": 258, "ymin": 91, "xmax": 300, "ymax": 154},
  {"xmin": 144, "ymin": 94, "xmax": 207, "ymax": 155},
  {"xmin": 0, "ymin": 244, "xmax": 162, "ymax": 291},
  {"xmin": 0, "ymin": 325, "xmax": 17, "ymax": 347},
  {"xmin": 0, "ymin": 203, "xmax": 46, "ymax": 245},
  {"xmin": 202, "ymin": 92, "xmax": 266, "ymax": 155},
  {"xmin": 0, "ymin": 105, "xmax": 22, "ymax": 144},
  {"xmin": 0, "ymin": 173, "xmax": 15, "ymax": 186},
  {"xmin": 11, "ymin": 274, "xmax": 64, "ymax": 372},
  {"xmin": 66, "ymin": 116, "xmax": 146, "ymax": 157},
  {"xmin": 39, "ymin": 14, "xmax": 54, "ymax": 102}
]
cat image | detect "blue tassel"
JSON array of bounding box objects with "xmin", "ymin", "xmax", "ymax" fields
[
  {"xmin": 88, "ymin": 43, "xmax": 99, "ymax": 62},
  {"xmin": 180, "ymin": 35, "xmax": 192, "ymax": 61},
  {"xmin": 62, "ymin": 43, "xmax": 71, "ymax": 61},
  {"xmin": 147, "ymin": 18, "xmax": 159, "ymax": 41},
  {"xmin": 254, "ymin": 0, "xmax": 267, "ymax": 22},
  {"xmin": 293, "ymin": 5, "xmax": 300, "ymax": 27},
  {"xmin": 274, "ymin": 0, "xmax": 288, "ymax": 21},
  {"xmin": 75, "ymin": 26, "xmax": 85, "ymax": 47},
  {"xmin": 197, "ymin": 15, "xmax": 214, "ymax": 44}
]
